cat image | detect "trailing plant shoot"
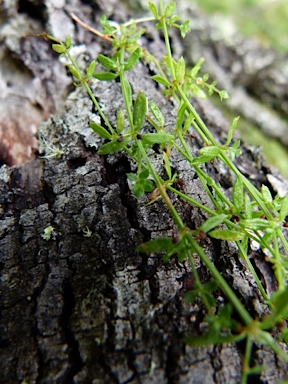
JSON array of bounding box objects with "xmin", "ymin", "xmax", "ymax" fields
[{"xmin": 39, "ymin": 1, "xmax": 288, "ymax": 382}]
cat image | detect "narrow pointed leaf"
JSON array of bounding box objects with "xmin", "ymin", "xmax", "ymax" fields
[
  {"xmin": 68, "ymin": 65, "xmax": 82, "ymax": 80},
  {"xmin": 232, "ymin": 177, "xmax": 244, "ymax": 212},
  {"xmin": 191, "ymin": 155, "xmax": 215, "ymax": 165},
  {"xmin": 199, "ymin": 146, "xmax": 221, "ymax": 157},
  {"xmin": 65, "ymin": 35, "xmax": 72, "ymax": 48},
  {"xmin": 199, "ymin": 214, "xmax": 228, "ymax": 233},
  {"xmin": 142, "ymin": 133, "xmax": 174, "ymax": 145},
  {"xmin": 116, "ymin": 109, "xmax": 125, "ymax": 134},
  {"xmin": 137, "ymin": 238, "xmax": 173, "ymax": 253},
  {"xmin": 133, "ymin": 91, "xmax": 147, "ymax": 131},
  {"xmin": 124, "ymin": 48, "xmax": 141, "ymax": 71},
  {"xmin": 165, "ymin": 2, "xmax": 176, "ymax": 17},
  {"xmin": 209, "ymin": 229, "xmax": 244, "ymax": 241},
  {"xmin": 176, "ymin": 103, "xmax": 186, "ymax": 130},
  {"xmin": 148, "ymin": 2, "xmax": 160, "ymax": 19},
  {"xmin": 151, "ymin": 75, "xmax": 171, "ymax": 87},
  {"xmin": 226, "ymin": 116, "xmax": 240, "ymax": 146},
  {"xmin": 261, "ymin": 185, "xmax": 273, "ymax": 204},
  {"xmin": 86, "ymin": 60, "xmax": 96, "ymax": 78},
  {"xmin": 97, "ymin": 137, "xmax": 130, "ymax": 155},
  {"xmin": 98, "ymin": 54, "xmax": 117, "ymax": 70},
  {"xmin": 163, "ymin": 151, "xmax": 171, "ymax": 180},
  {"xmin": 279, "ymin": 194, "xmax": 288, "ymax": 222},
  {"xmin": 52, "ymin": 44, "xmax": 66, "ymax": 53},
  {"xmin": 123, "ymin": 77, "xmax": 132, "ymax": 106},
  {"xmin": 150, "ymin": 102, "xmax": 164, "ymax": 126},
  {"xmin": 190, "ymin": 58, "xmax": 204, "ymax": 77},
  {"xmin": 93, "ymin": 72, "xmax": 118, "ymax": 81},
  {"xmin": 90, "ymin": 122, "xmax": 112, "ymax": 139},
  {"xmin": 239, "ymin": 218, "xmax": 271, "ymax": 230},
  {"xmin": 175, "ymin": 56, "xmax": 185, "ymax": 82}
]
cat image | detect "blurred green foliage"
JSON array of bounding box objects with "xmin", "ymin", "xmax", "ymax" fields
[
  {"xmin": 195, "ymin": 0, "xmax": 288, "ymax": 53},
  {"xmin": 195, "ymin": 0, "xmax": 288, "ymax": 176}
]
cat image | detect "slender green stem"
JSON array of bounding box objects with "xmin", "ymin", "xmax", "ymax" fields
[
  {"xmin": 64, "ymin": 49, "xmax": 115, "ymax": 133},
  {"xmin": 187, "ymin": 251, "xmax": 214, "ymax": 315},
  {"xmin": 186, "ymin": 233, "xmax": 253, "ymax": 326},
  {"xmin": 159, "ymin": 0, "xmax": 176, "ymax": 80},
  {"xmin": 119, "ymin": 48, "xmax": 134, "ymax": 130},
  {"xmin": 137, "ymin": 140, "xmax": 185, "ymax": 230},
  {"xmin": 241, "ymin": 335, "xmax": 253, "ymax": 384}
]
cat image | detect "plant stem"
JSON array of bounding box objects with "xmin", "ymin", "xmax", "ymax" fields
[{"xmin": 186, "ymin": 233, "xmax": 253, "ymax": 326}]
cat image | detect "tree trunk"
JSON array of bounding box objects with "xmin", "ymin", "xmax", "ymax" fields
[{"xmin": 0, "ymin": 1, "xmax": 287, "ymax": 383}]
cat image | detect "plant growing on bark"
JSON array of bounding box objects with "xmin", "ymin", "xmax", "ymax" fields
[{"xmin": 37, "ymin": 1, "xmax": 288, "ymax": 382}]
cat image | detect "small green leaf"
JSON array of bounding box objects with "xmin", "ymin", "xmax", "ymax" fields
[
  {"xmin": 199, "ymin": 146, "xmax": 221, "ymax": 157},
  {"xmin": 232, "ymin": 139, "xmax": 241, "ymax": 149},
  {"xmin": 98, "ymin": 54, "xmax": 117, "ymax": 70},
  {"xmin": 169, "ymin": 15, "xmax": 180, "ymax": 24},
  {"xmin": 239, "ymin": 218, "xmax": 271, "ymax": 230},
  {"xmin": 86, "ymin": 60, "xmax": 96, "ymax": 78},
  {"xmin": 151, "ymin": 75, "xmax": 171, "ymax": 87},
  {"xmin": 191, "ymin": 155, "xmax": 215, "ymax": 165},
  {"xmin": 165, "ymin": 2, "xmax": 176, "ymax": 17},
  {"xmin": 127, "ymin": 173, "xmax": 137, "ymax": 182},
  {"xmin": 199, "ymin": 214, "xmax": 228, "ymax": 233},
  {"xmin": 131, "ymin": 183, "xmax": 145, "ymax": 198},
  {"xmin": 209, "ymin": 229, "xmax": 244, "ymax": 241},
  {"xmin": 219, "ymin": 90, "xmax": 229, "ymax": 100},
  {"xmin": 142, "ymin": 133, "xmax": 174, "ymax": 145},
  {"xmin": 90, "ymin": 122, "xmax": 112, "ymax": 139},
  {"xmin": 226, "ymin": 116, "xmax": 240, "ymax": 146},
  {"xmin": 137, "ymin": 237, "xmax": 173, "ymax": 253},
  {"xmin": 261, "ymin": 185, "xmax": 273, "ymax": 204},
  {"xmin": 180, "ymin": 20, "xmax": 191, "ymax": 38},
  {"xmin": 279, "ymin": 194, "xmax": 288, "ymax": 222},
  {"xmin": 124, "ymin": 48, "xmax": 141, "ymax": 71},
  {"xmin": 65, "ymin": 35, "xmax": 72, "ymax": 48},
  {"xmin": 97, "ymin": 137, "xmax": 130, "ymax": 155},
  {"xmin": 175, "ymin": 56, "xmax": 185, "ymax": 82},
  {"xmin": 68, "ymin": 65, "xmax": 82, "ymax": 80},
  {"xmin": 139, "ymin": 169, "xmax": 149, "ymax": 180},
  {"xmin": 232, "ymin": 177, "xmax": 244, "ymax": 212},
  {"xmin": 116, "ymin": 109, "xmax": 125, "ymax": 134},
  {"xmin": 162, "ymin": 241, "xmax": 183, "ymax": 261},
  {"xmin": 184, "ymin": 331, "xmax": 238, "ymax": 347},
  {"xmin": 190, "ymin": 84, "xmax": 206, "ymax": 99},
  {"xmin": 269, "ymin": 286, "xmax": 288, "ymax": 324},
  {"xmin": 183, "ymin": 290, "xmax": 198, "ymax": 303},
  {"xmin": 204, "ymin": 280, "xmax": 218, "ymax": 292},
  {"xmin": 148, "ymin": 2, "xmax": 160, "ymax": 19},
  {"xmin": 133, "ymin": 91, "xmax": 147, "ymax": 131},
  {"xmin": 190, "ymin": 58, "xmax": 204, "ymax": 77},
  {"xmin": 52, "ymin": 44, "xmax": 66, "ymax": 54},
  {"xmin": 183, "ymin": 113, "xmax": 194, "ymax": 133},
  {"xmin": 150, "ymin": 102, "xmax": 164, "ymax": 126},
  {"xmin": 203, "ymin": 73, "xmax": 209, "ymax": 82},
  {"xmin": 93, "ymin": 72, "xmax": 118, "ymax": 81},
  {"xmin": 100, "ymin": 14, "xmax": 117, "ymax": 34},
  {"xmin": 123, "ymin": 77, "xmax": 132, "ymax": 107},
  {"xmin": 176, "ymin": 103, "xmax": 186, "ymax": 130},
  {"xmin": 163, "ymin": 151, "xmax": 172, "ymax": 180},
  {"xmin": 142, "ymin": 179, "xmax": 154, "ymax": 192}
]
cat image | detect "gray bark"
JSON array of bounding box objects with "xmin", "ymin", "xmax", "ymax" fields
[{"xmin": 0, "ymin": 1, "xmax": 288, "ymax": 383}]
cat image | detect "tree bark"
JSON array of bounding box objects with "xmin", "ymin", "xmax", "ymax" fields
[{"xmin": 0, "ymin": 1, "xmax": 288, "ymax": 383}]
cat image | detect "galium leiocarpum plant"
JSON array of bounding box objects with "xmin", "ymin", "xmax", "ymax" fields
[{"xmin": 35, "ymin": 1, "xmax": 288, "ymax": 382}]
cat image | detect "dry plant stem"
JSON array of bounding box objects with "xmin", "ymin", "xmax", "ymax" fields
[{"xmin": 70, "ymin": 13, "xmax": 113, "ymax": 42}]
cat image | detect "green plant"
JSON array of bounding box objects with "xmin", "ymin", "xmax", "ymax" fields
[{"xmin": 38, "ymin": 1, "xmax": 288, "ymax": 381}]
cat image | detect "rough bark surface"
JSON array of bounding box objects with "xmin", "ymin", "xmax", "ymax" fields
[{"xmin": 0, "ymin": 1, "xmax": 288, "ymax": 384}]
